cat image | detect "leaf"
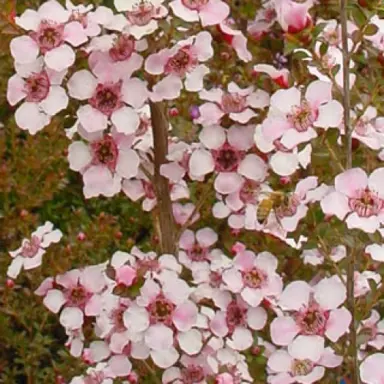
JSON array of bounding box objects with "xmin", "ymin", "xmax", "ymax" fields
[{"xmin": 364, "ymin": 23, "xmax": 379, "ymax": 36}]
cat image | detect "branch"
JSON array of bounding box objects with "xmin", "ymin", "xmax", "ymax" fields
[
  {"xmin": 340, "ymin": 0, "xmax": 358, "ymax": 382},
  {"xmin": 149, "ymin": 101, "xmax": 176, "ymax": 254}
]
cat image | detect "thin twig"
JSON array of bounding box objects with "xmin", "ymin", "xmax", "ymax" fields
[{"xmin": 340, "ymin": 0, "xmax": 359, "ymax": 382}]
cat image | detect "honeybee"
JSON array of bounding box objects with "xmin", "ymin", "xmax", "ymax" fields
[{"xmin": 256, "ymin": 191, "xmax": 292, "ymax": 225}]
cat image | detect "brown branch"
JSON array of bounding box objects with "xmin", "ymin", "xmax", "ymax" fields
[
  {"xmin": 340, "ymin": 0, "xmax": 358, "ymax": 382},
  {"xmin": 149, "ymin": 101, "xmax": 176, "ymax": 254}
]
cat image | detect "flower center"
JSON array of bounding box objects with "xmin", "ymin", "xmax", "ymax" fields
[
  {"xmin": 188, "ymin": 244, "xmax": 209, "ymax": 262},
  {"xmin": 221, "ymin": 93, "xmax": 247, "ymax": 114},
  {"xmin": 295, "ymin": 305, "xmax": 328, "ymax": 335},
  {"xmin": 181, "ymin": 365, "xmax": 205, "ymax": 384},
  {"xmin": 143, "ymin": 181, "xmax": 156, "ymax": 199},
  {"xmin": 110, "ymin": 306, "xmax": 127, "ymax": 332},
  {"xmin": 21, "ymin": 236, "xmax": 41, "ymax": 258},
  {"xmin": 126, "ymin": 1, "xmax": 157, "ymax": 26},
  {"xmin": 89, "ymin": 81, "xmax": 123, "ymax": 116},
  {"xmin": 349, "ymin": 189, "xmax": 384, "ymax": 217},
  {"xmin": 181, "ymin": 0, "xmax": 209, "ymax": 10},
  {"xmin": 209, "ymin": 271, "xmax": 222, "ymax": 288},
  {"xmin": 24, "ymin": 71, "xmax": 50, "ymax": 102},
  {"xmin": 226, "ymin": 301, "xmax": 247, "ymax": 333},
  {"xmin": 148, "ymin": 295, "xmax": 175, "ymax": 324},
  {"xmin": 165, "ymin": 46, "xmax": 197, "ymax": 77},
  {"xmin": 68, "ymin": 286, "xmax": 89, "ymax": 307},
  {"xmin": 291, "ymin": 359, "xmax": 313, "ymax": 376},
  {"xmin": 31, "ymin": 20, "xmax": 64, "ymax": 53},
  {"xmin": 91, "ymin": 136, "xmax": 118, "ymax": 170},
  {"xmin": 242, "ymin": 268, "xmax": 266, "ymax": 289},
  {"xmin": 212, "ymin": 143, "xmax": 245, "ymax": 172},
  {"xmin": 355, "ymin": 117, "xmax": 370, "ymax": 136},
  {"xmin": 288, "ymin": 101, "xmax": 315, "ymax": 132},
  {"xmin": 239, "ymin": 180, "xmax": 261, "ymax": 204},
  {"xmin": 109, "ymin": 34, "xmax": 135, "ymax": 62}
]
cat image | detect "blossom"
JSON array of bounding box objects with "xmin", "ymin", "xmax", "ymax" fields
[
  {"xmin": 67, "ymin": 67, "xmax": 147, "ymax": 133},
  {"xmin": 145, "ymin": 31, "xmax": 213, "ymax": 101},
  {"xmin": 178, "ymin": 227, "xmax": 218, "ymax": 270},
  {"xmin": 321, "ymin": 168, "xmax": 384, "ymax": 233},
  {"xmin": 11, "ymin": 0, "xmax": 88, "ymax": 71},
  {"xmin": 114, "ymin": 0, "xmax": 168, "ymax": 39},
  {"xmin": 123, "ymin": 278, "xmax": 199, "ymax": 368},
  {"xmin": 173, "ymin": 202, "xmax": 200, "ymax": 226},
  {"xmin": 270, "ymin": 277, "xmax": 351, "ymax": 347},
  {"xmin": 267, "ymin": 341, "xmax": 342, "ymax": 384},
  {"xmin": 169, "ymin": 0, "xmax": 230, "ymax": 27},
  {"xmin": 196, "ymin": 82, "xmax": 269, "ymax": 126},
  {"xmin": 222, "ymin": 249, "xmax": 282, "ymax": 308},
  {"xmin": 358, "ymin": 310, "xmax": 384, "ymax": 351},
  {"xmin": 261, "ymin": 81, "xmax": 343, "ymax": 150},
  {"xmin": 69, "ymin": 362, "xmax": 116, "ymax": 384},
  {"xmin": 274, "ymin": 0, "xmax": 313, "ymax": 33},
  {"xmin": 7, "ymin": 221, "xmax": 62, "ymax": 279},
  {"xmin": 189, "ymin": 125, "xmax": 268, "ymax": 195},
  {"xmin": 87, "ymin": 33, "xmax": 144, "ymax": 81},
  {"xmin": 360, "ymin": 353, "xmax": 384, "ymax": 384},
  {"xmin": 366, "ymin": 243, "xmax": 384, "ymax": 262},
  {"xmin": 248, "ymin": 2, "xmax": 277, "ymax": 39},
  {"xmin": 67, "ymin": 128, "xmax": 140, "ymax": 198},
  {"xmin": 36, "ymin": 264, "xmax": 108, "ymax": 330},
  {"xmin": 7, "ymin": 58, "xmax": 68, "ymax": 134}
]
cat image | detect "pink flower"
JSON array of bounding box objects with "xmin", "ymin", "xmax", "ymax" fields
[
  {"xmin": 270, "ymin": 277, "xmax": 351, "ymax": 346},
  {"xmin": 37, "ymin": 264, "xmax": 108, "ymax": 330},
  {"xmin": 358, "ymin": 310, "xmax": 384, "ymax": 351},
  {"xmin": 67, "ymin": 68, "xmax": 147, "ymax": 133},
  {"xmin": 169, "ymin": 0, "xmax": 229, "ymax": 27},
  {"xmin": 196, "ymin": 82, "xmax": 269, "ymax": 126},
  {"xmin": 87, "ymin": 33, "xmax": 143, "ymax": 82},
  {"xmin": 222, "ymin": 249, "xmax": 282, "ymax": 308},
  {"xmin": 210, "ymin": 298, "xmax": 267, "ymax": 350},
  {"xmin": 267, "ymin": 341, "xmax": 342, "ymax": 384},
  {"xmin": 189, "ymin": 125, "xmax": 268, "ymax": 195},
  {"xmin": 178, "ymin": 227, "xmax": 218, "ymax": 269},
  {"xmin": 7, "ymin": 58, "xmax": 68, "ymax": 134},
  {"xmin": 67, "ymin": 129, "xmax": 140, "ymax": 198},
  {"xmin": 7, "ymin": 221, "xmax": 62, "ymax": 279},
  {"xmin": 274, "ymin": 0, "xmax": 313, "ymax": 33},
  {"xmin": 123, "ymin": 175, "xmax": 190, "ymax": 211},
  {"xmin": 123, "ymin": 278, "xmax": 199, "ymax": 368},
  {"xmin": 114, "ymin": 0, "xmax": 168, "ymax": 39},
  {"xmin": 321, "ymin": 168, "xmax": 384, "ymax": 233},
  {"xmin": 248, "ymin": 2, "xmax": 277, "ymax": 39},
  {"xmin": 173, "ymin": 202, "xmax": 200, "ymax": 226},
  {"xmin": 360, "ymin": 353, "xmax": 384, "ymax": 384},
  {"xmin": 11, "ymin": 0, "xmax": 89, "ymax": 71},
  {"xmin": 145, "ymin": 31, "xmax": 213, "ymax": 101},
  {"xmin": 261, "ymin": 81, "xmax": 343, "ymax": 150}
]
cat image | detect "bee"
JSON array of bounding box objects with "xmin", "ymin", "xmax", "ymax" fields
[{"xmin": 256, "ymin": 191, "xmax": 292, "ymax": 225}]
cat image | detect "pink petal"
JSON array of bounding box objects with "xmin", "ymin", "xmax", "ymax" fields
[
  {"xmin": 270, "ymin": 152, "xmax": 299, "ymax": 176},
  {"xmin": 68, "ymin": 141, "xmax": 92, "ymax": 171},
  {"xmin": 210, "ymin": 311, "xmax": 229, "ymax": 337},
  {"xmin": 288, "ymin": 335, "xmax": 325, "ymax": 362},
  {"xmin": 169, "ymin": 0, "xmax": 199, "ymax": 22},
  {"xmin": 238, "ymin": 154, "xmax": 267, "ymax": 181},
  {"xmin": 305, "ymin": 80, "xmax": 332, "ymax": 108},
  {"xmin": 196, "ymin": 227, "xmax": 218, "ymax": 247},
  {"xmin": 232, "ymin": 34, "xmax": 252, "ymax": 62},
  {"xmin": 346, "ymin": 213, "xmax": 380, "ymax": 233},
  {"xmin": 280, "ymin": 128, "xmax": 317, "ymax": 149},
  {"xmin": 360, "ymin": 353, "xmax": 384, "ymax": 384},
  {"xmin": 185, "ymin": 64, "xmax": 209, "ymax": 92},
  {"xmin": 15, "ymin": 102, "xmax": 50, "ymax": 134},
  {"xmin": 10, "ymin": 36, "xmax": 39, "ymax": 64},
  {"xmin": 151, "ymin": 347, "xmax": 179, "ymax": 369},
  {"xmin": 241, "ymin": 287, "xmax": 263, "ymax": 307},
  {"xmin": 189, "ymin": 149, "xmax": 214, "ymax": 177},
  {"xmin": 108, "ymin": 355, "xmax": 132, "ymax": 377},
  {"xmin": 38, "ymin": 0, "xmax": 69, "ymax": 23},
  {"xmin": 314, "ymin": 100, "xmax": 343, "ymax": 128},
  {"xmin": 325, "ymin": 307, "xmax": 351, "ymax": 342},
  {"xmin": 15, "ymin": 9, "xmax": 40, "ymax": 30},
  {"xmin": 279, "ymin": 281, "xmax": 311, "ymax": 310},
  {"xmin": 261, "ymin": 116, "xmax": 292, "ymax": 142},
  {"xmin": 320, "ymin": 191, "xmax": 350, "ymax": 220},
  {"xmin": 199, "ymin": 125, "xmax": 226, "ymax": 149},
  {"xmin": 369, "ymin": 167, "xmax": 384, "ymax": 198},
  {"xmin": 194, "ymin": 31, "xmax": 214, "ymax": 61},
  {"xmin": 227, "ymin": 125, "xmax": 254, "ymax": 150},
  {"xmin": 64, "ymin": 21, "xmax": 88, "ymax": 47},
  {"xmin": 199, "ymin": 0, "xmax": 230, "ymax": 26},
  {"xmin": 335, "ymin": 168, "xmax": 368, "ymax": 197},
  {"xmin": 77, "ymin": 105, "xmax": 108, "ymax": 133},
  {"xmin": 222, "ymin": 268, "xmax": 243, "ymax": 293},
  {"xmin": 150, "ymin": 75, "xmax": 183, "ymax": 102},
  {"xmin": 7, "ymin": 74, "xmax": 26, "ymax": 106},
  {"xmin": 44, "ymin": 45, "xmax": 75, "ymax": 72},
  {"xmin": 228, "ymin": 327, "xmax": 253, "ymax": 351},
  {"xmin": 314, "ymin": 277, "xmax": 346, "ymax": 310},
  {"xmin": 247, "ymin": 306, "xmax": 267, "ymax": 330},
  {"xmin": 270, "ymin": 87, "xmax": 301, "ymax": 115},
  {"xmin": 144, "ymin": 50, "xmax": 169, "ymax": 74},
  {"xmin": 197, "ymin": 103, "xmax": 224, "ymax": 125},
  {"xmin": 177, "ymin": 329, "xmax": 203, "ymax": 355},
  {"xmin": 270, "ymin": 316, "xmax": 300, "ymax": 346},
  {"xmin": 67, "ymin": 70, "xmax": 97, "ymax": 100},
  {"xmin": 173, "ymin": 301, "xmax": 198, "ymax": 332},
  {"xmin": 268, "ymin": 350, "xmax": 292, "ymax": 373},
  {"xmin": 60, "ymin": 307, "xmax": 84, "ymax": 330},
  {"xmin": 121, "ymin": 78, "xmax": 148, "ymax": 109},
  {"xmin": 145, "ymin": 324, "xmax": 173, "ymax": 350},
  {"xmin": 111, "ymin": 106, "xmax": 140, "ymax": 134},
  {"xmin": 214, "ymin": 172, "xmax": 243, "ymax": 194},
  {"xmin": 40, "ymin": 86, "xmax": 68, "ymax": 115}
]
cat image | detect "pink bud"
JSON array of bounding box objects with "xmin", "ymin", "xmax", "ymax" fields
[
  {"xmin": 77, "ymin": 232, "xmax": 86, "ymax": 241},
  {"xmin": 82, "ymin": 348, "xmax": 93, "ymax": 364},
  {"xmin": 116, "ymin": 265, "xmax": 137, "ymax": 287},
  {"xmin": 6, "ymin": 279, "xmax": 14, "ymax": 288},
  {"xmin": 127, "ymin": 372, "xmax": 139, "ymax": 383},
  {"xmin": 280, "ymin": 176, "xmax": 291, "ymax": 185},
  {"xmin": 168, "ymin": 107, "xmax": 179, "ymax": 117},
  {"xmin": 20, "ymin": 209, "xmax": 29, "ymax": 218}
]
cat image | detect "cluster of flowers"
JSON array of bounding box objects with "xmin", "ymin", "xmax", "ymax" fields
[
  {"xmin": 6, "ymin": 0, "xmax": 384, "ymax": 382},
  {"xmin": 32, "ymin": 235, "xmax": 353, "ymax": 384}
]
